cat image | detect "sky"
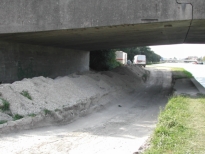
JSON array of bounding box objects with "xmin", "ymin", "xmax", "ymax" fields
[{"xmin": 150, "ymin": 44, "xmax": 205, "ymax": 59}]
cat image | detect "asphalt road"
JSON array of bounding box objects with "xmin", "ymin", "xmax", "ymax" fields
[{"xmin": 0, "ymin": 67, "xmax": 172, "ymax": 154}]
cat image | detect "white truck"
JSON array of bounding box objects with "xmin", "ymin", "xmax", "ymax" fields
[
  {"xmin": 133, "ymin": 55, "xmax": 146, "ymax": 67},
  {"xmin": 115, "ymin": 51, "xmax": 127, "ymax": 65}
]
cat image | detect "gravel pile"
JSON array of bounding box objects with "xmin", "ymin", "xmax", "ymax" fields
[{"xmin": 0, "ymin": 65, "xmax": 148, "ymax": 129}]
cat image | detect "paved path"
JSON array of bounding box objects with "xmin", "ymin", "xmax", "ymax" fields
[{"xmin": 155, "ymin": 63, "xmax": 205, "ymax": 88}]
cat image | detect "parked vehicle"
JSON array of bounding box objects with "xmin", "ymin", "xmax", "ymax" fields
[
  {"xmin": 133, "ymin": 55, "xmax": 146, "ymax": 67},
  {"xmin": 115, "ymin": 51, "xmax": 127, "ymax": 65},
  {"xmin": 193, "ymin": 61, "xmax": 203, "ymax": 65},
  {"xmin": 197, "ymin": 62, "xmax": 203, "ymax": 65}
]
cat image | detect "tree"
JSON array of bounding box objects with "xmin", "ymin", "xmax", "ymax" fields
[{"xmin": 90, "ymin": 49, "xmax": 120, "ymax": 71}]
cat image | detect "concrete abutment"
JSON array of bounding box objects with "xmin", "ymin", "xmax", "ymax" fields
[{"xmin": 0, "ymin": 41, "xmax": 89, "ymax": 83}]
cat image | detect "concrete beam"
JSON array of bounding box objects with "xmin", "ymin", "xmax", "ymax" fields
[{"xmin": 0, "ymin": 20, "xmax": 192, "ymax": 50}]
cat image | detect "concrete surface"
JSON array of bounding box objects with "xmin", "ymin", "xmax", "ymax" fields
[
  {"xmin": 0, "ymin": 41, "xmax": 89, "ymax": 83},
  {"xmin": 0, "ymin": 0, "xmax": 204, "ymax": 50},
  {"xmin": 190, "ymin": 78, "xmax": 205, "ymax": 94},
  {"xmin": 154, "ymin": 63, "xmax": 205, "ymax": 89},
  {"xmin": 174, "ymin": 78, "xmax": 199, "ymax": 96},
  {"xmin": 0, "ymin": 67, "xmax": 172, "ymax": 154}
]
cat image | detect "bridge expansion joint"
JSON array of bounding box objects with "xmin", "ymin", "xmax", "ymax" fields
[{"xmin": 176, "ymin": 0, "xmax": 193, "ymax": 43}]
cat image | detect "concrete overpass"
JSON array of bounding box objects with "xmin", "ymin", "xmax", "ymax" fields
[{"xmin": 0, "ymin": 0, "xmax": 205, "ymax": 83}]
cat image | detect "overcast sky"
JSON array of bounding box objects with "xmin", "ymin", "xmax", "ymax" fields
[{"xmin": 150, "ymin": 44, "xmax": 205, "ymax": 59}]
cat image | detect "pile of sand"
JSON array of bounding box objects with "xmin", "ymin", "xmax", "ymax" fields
[{"xmin": 0, "ymin": 65, "xmax": 148, "ymax": 130}]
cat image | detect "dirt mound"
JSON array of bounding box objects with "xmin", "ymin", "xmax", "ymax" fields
[{"xmin": 0, "ymin": 65, "xmax": 149, "ymax": 133}]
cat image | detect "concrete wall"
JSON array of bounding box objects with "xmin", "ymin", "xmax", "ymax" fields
[
  {"xmin": 0, "ymin": 41, "xmax": 89, "ymax": 83},
  {"xmin": 177, "ymin": 0, "xmax": 205, "ymax": 19},
  {"xmin": 0, "ymin": 0, "xmax": 194, "ymax": 34}
]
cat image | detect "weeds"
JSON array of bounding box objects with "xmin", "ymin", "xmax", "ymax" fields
[
  {"xmin": 13, "ymin": 114, "xmax": 24, "ymax": 121},
  {"xmin": 142, "ymin": 73, "xmax": 148, "ymax": 81},
  {"xmin": 20, "ymin": 90, "xmax": 32, "ymax": 100},
  {"xmin": 0, "ymin": 120, "xmax": 7, "ymax": 124},
  {"xmin": 44, "ymin": 109, "xmax": 52, "ymax": 115},
  {"xmin": 28, "ymin": 113, "xmax": 36, "ymax": 117},
  {"xmin": 0, "ymin": 99, "xmax": 10, "ymax": 111},
  {"xmin": 55, "ymin": 109, "xmax": 61, "ymax": 112}
]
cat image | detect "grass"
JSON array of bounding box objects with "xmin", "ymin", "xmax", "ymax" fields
[
  {"xmin": 20, "ymin": 90, "xmax": 32, "ymax": 100},
  {"xmin": 0, "ymin": 120, "xmax": 7, "ymax": 124},
  {"xmin": 13, "ymin": 114, "xmax": 24, "ymax": 121},
  {"xmin": 144, "ymin": 95, "xmax": 205, "ymax": 154},
  {"xmin": 0, "ymin": 98, "xmax": 10, "ymax": 111},
  {"xmin": 171, "ymin": 67, "xmax": 193, "ymax": 79}
]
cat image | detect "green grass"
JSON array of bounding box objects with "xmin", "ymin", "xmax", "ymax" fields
[
  {"xmin": 20, "ymin": 90, "xmax": 32, "ymax": 100},
  {"xmin": 13, "ymin": 114, "xmax": 24, "ymax": 121},
  {"xmin": 171, "ymin": 67, "xmax": 193, "ymax": 78},
  {"xmin": 0, "ymin": 120, "xmax": 7, "ymax": 124},
  {"xmin": 144, "ymin": 95, "xmax": 205, "ymax": 154},
  {"xmin": 0, "ymin": 98, "xmax": 10, "ymax": 111}
]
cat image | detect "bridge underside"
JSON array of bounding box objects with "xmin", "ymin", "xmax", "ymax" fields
[
  {"xmin": 0, "ymin": 19, "xmax": 204, "ymax": 51},
  {"xmin": 0, "ymin": 0, "xmax": 205, "ymax": 83}
]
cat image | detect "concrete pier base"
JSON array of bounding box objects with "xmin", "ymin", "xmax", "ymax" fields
[{"xmin": 0, "ymin": 41, "xmax": 89, "ymax": 83}]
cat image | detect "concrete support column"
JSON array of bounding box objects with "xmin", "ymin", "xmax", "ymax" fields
[{"xmin": 0, "ymin": 41, "xmax": 89, "ymax": 83}]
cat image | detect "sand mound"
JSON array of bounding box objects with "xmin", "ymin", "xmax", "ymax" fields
[{"xmin": 0, "ymin": 65, "xmax": 148, "ymax": 132}]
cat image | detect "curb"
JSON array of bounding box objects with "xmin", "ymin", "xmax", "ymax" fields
[{"xmin": 191, "ymin": 78, "xmax": 205, "ymax": 94}]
